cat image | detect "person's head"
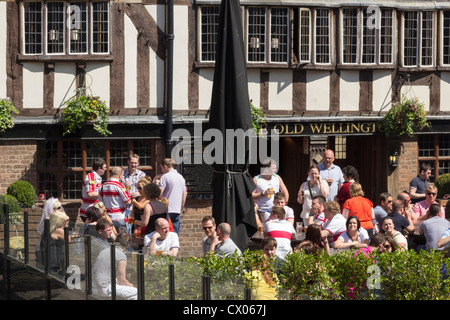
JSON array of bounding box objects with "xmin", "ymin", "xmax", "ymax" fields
[
  {"xmin": 384, "ymin": 236, "xmax": 395, "ymax": 252},
  {"xmin": 143, "ymin": 182, "xmax": 161, "ymax": 200},
  {"xmin": 155, "ymin": 218, "xmax": 171, "ymax": 239},
  {"xmin": 270, "ymin": 206, "xmax": 286, "ymax": 220},
  {"xmin": 137, "ymin": 176, "xmax": 151, "ymax": 195},
  {"xmin": 311, "ymin": 195, "xmax": 326, "ymax": 213},
  {"xmin": 397, "ymin": 192, "xmax": 412, "ymax": 208},
  {"xmin": 428, "ymin": 203, "xmax": 442, "ymax": 217},
  {"xmin": 115, "ymin": 232, "xmax": 131, "ymax": 250},
  {"xmin": 379, "ymin": 192, "xmax": 393, "ymax": 212},
  {"xmin": 307, "ymin": 165, "xmax": 321, "ymax": 181},
  {"xmin": 392, "ymin": 199, "xmax": 404, "ymax": 214},
  {"xmin": 419, "ymin": 163, "xmax": 432, "ymax": 180},
  {"xmin": 160, "ymin": 158, "xmax": 176, "ymax": 174},
  {"xmin": 86, "ymin": 206, "xmax": 102, "ymax": 223},
  {"xmin": 93, "ymin": 201, "xmax": 106, "ymax": 215},
  {"xmin": 349, "ymin": 182, "xmax": 365, "ymax": 197},
  {"xmin": 425, "ymin": 185, "xmax": 438, "ymax": 204},
  {"xmin": 304, "ymin": 223, "xmax": 322, "ymax": 246},
  {"xmin": 323, "ymin": 150, "xmax": 336, "ymax": 168},
  {"xmin": 261, "ymin": 237, "xmax": 277, "ymax": 258},
  {"xmin": 128, "ymin": 154, "xmax": 140, "ymax": 171},
  {"xmin": 324, "ymin": 201, "xmax": 340, "ymax": 220},
  {"xmin": 273, "ymin": 192, "xmax": 287, "ymax": 207},
  {"xmin": 296, "ymin": 240, "xmax": 319, "ymax": 255},
  {"xmin": 93, "ymin": 158, "xmax": 107, "ymax": 175},
  {"xmin": 342, "ymin": 166, "xmax": 359, "ymax": 182},
  {"xmin": 369, "ymin": 233, "xmax": 389, "ymax": 252},
  {"xmin": 217, "ymin": 222, "xmax": 231, "ymax": 241},
  {"xmin": 260, "ymin": 158, "xmax": 278, "ymax": 176},
  {"xmin": 381, "ymin": 216, "xmax": 395, "ymax": 234},
  {"xmin": 202, "ymin": 216, "xmax": 216, "ymax": 238},
  {"xmin": 346, "ymin": 216, "xmax": 361, "ymax": 232},
  {"xmin": 49, "ymin": 209, "xmax": 70, "ymax": 234},
  {"xmin": 96, "ymin": 218, "xmax": 114, "ymax": 240},
  {"xmin": 110, "ymin": 166, "xmax": 123, "ymax": 179}
]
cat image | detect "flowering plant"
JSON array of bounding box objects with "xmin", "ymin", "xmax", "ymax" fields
[
  {"xmin": 0, "ymin": 98, "xmax": 20, "ymax": 133},
  {"xmin": 61, "ymin": 95, "xmax": 111, "ymax": 136},
  {"xmin": 380, "ymin": 96, "xmax": 430, "ymax": 136},
  {"xmin": 250, "ymin": 100, "xmax": 266, "ymax": 135}
]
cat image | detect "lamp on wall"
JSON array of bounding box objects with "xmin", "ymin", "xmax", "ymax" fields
[
  {"xmin": 249, "ymin": 37, "xmax": 260, "ymax": 49},
  {"xmin": 389, "ymin": 150, "xmax": 398, "ymax": 167}
]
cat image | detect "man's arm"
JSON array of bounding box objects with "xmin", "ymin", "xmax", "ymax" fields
[
  {"xmin": 437, "ymin": 235, "xmax": 450, "ymax": 249},
  {"xmin": 117, "ymin": 260, "xmax": 134, "ymax": 287}
]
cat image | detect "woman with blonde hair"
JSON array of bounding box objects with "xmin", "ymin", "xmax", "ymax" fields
[
  {"xmin": 342, "ymin": 182, "xmax": 375, "ymax": 237},
  {"xmin": 94, "ymin": 201, "xmax": 117, "ymax": 239}
]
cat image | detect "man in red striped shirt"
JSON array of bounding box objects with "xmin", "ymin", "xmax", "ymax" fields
[
  {"xmin": 264, "ymin": 206, "xmax": 295, "ymax": 259},
  {"xmin": 80, "ymin": 158, "xmax": 107, "ymax": 222},
  {"xmin": 101, "ymin": 167, "xmax": 131, "ymax": 231}
]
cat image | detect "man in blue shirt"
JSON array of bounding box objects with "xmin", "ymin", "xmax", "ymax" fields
[
  {"xmin": 317, "ymin": 150, "xmax": 344, "ymax": 202},
  {"xmin": 409, "ymin": 163, "xmax": 432, "ymax": 204}
]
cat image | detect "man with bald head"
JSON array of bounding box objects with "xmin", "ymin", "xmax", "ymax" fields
[
  {"xmin": 210, "ymin": 222, "xmax": 242, "ymax": 257},
  {"xmin": 101, "ymin": 166, "xmax": 132, "ymax": 231}
]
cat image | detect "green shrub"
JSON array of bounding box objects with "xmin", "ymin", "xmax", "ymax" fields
[
  {"xmin": 0, "ymin": 194, "xmax": 22, "ymax": 224},
  {"xmin": 7, "ymin": 180, "xmax": 37, "ymax": 207},
  {"xmin": 0, "ymin": 98, "xmax": 20, "ymax": 133},
  {"xmin": 435, "ymin": 173, "xmax": 450, "ymax": 198}
]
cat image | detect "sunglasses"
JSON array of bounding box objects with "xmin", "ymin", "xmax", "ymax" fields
[
  {"xmin": 138, "ymin": 187, "xmax": 143, "ymax": 190},
  {"xmin": 427, "ymin": 192, "xmax": 437, "ymax": 196},
  {"xmin": 203, "ymin": 226, "xmax": 213, "ymax": 230},
  {"xmin": 383, "ymin": 244, "xmax": 391, "ymax": 249}
]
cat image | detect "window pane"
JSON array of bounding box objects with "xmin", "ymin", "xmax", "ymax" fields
[
  {"xmin": 404, "ymin": 11, "xmax": 418, "ymax": 66},
  {"xmin": 69, "ymin": 2, "xmax": 88, "ymax": 53},
  {"xmin": 421, "ymin": 11, "xmax": 434, "ymax": 66},
  {"xmin": 380, "ymin": 9, "xmax": 393, "ymax": 63},
  {"xmin": 418, "ymin": 135, "xmax": 435, "ymax": 157},
  {"xmin": 110, "ymin": 140, "xmax": 129, "ymax": 167},
  {"xmin": 248, "ymin": 7, "xmax": 266, "ymax": 62},
  {"xmin": 47, "ymin": 2, "xmax": 65, "ymax": 54},
  {"xmin": 200, "ymin": 6, "xmax": 220, "ymax": 62},
  {"xmin": 315, "ymin": 9, "xmax": 330, "ymax": 64},
  {"xmin": 439, "ymin": 160, "xmax": 450, "ymax": 176},
  {"xmin": 133, "ymin": 140, "xmax": 153, "ymax": 168},
  {"xmin": 362, "ymin": 9, "xmax": 376, "ymax": 64},
  {"xmin": 443, "ymin": 11, "xmax": 450, "ymax": 65},
  {"xmin": 24, "ymin": 2, "xmax": 43, "ymax": 54},
  {"xmin": 86, "ymin": 140, "xmax": 105, "ymax": 168},
  {"xmin": 439, "ymin": 135, "xmax": 450, "ymax": 157},
  {"xmin": 63, "ymin": 141, "xmax": 82, "ymax": 168},
  {"xmin": 92, "ymin": 1, "xmax": 109, "ymax": 53},
  {"xmin": 299, "ymin": 9, "xmax": 310, "ymax": 62},
  {"xmin": 270, "ymin": 8, "xmax": 288, "ymax": 63},
  {"xmin": 39, "ymin": 172, "xmax": 58, "ymax": 199},
  {"xmin": 63, "ymin": 171, "xmax": 82, "ymax": 200},
  {"xmin": 38, "ymin": 141, "xmax": 59, "ymax": 169},
  {"xmin": 342, "ymin": 9, "xmax": 358, "ymax": 64}
]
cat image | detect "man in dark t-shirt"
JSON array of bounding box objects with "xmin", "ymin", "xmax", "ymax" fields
[
  {"xmin": 409, "ymin": 164, "xmax": 431, "ymax": 204},
  {"xmin": 387, "ymin": 200, "xmax": 414, "ymax": 234}
]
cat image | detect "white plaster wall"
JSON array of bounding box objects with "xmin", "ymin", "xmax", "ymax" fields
[
  {"xmin": 268, "ymin": 70, "xmax": 292, "ymax": 111},
  {"xmin": 198, "ymin": 68, "xmax": 214, "ymax": 110},
  {"xmin": 247, "ymin": 69, "xmax": 260, "ymax": 108},
  {"xmin": 372, "ymin": 70, "xmax": 393, "ymax": 112},
  {"xmin": 85, "ymin": 63, "xmax": 110, "ymax": 106},
  {"xmin": 0, "ymin": 1, "xmax": 6, "ymax": 98},
  {"xmin": 22, "ymin": 63, "xmax": 44, "ymax": 108},
  {"xmin": 53, "ymin": 63, "xmax": 77, "ymax": 109},
  {"xmin": 306, "ymin": 71, "xmax": 330, "ymax": 111},
  {"xmin": 146, "ymin": 5, "xmax": 165, "ymax": 109},
  {"xmin": 401, "ymin": 85, "xmax": 430, "ymax": 111},
  {"xmin": 440, "ymin": 72, "xmax": 450, "ymax": 112},
  {"xmin": 173, "ymin": 5, "xmax": 189, "ymax": 110},
  {"xmin": 124, "ymin": 14, "xmax": 138, "ymax": 108},
  {"xmin": 339, "ymin": 70, "xmax": 359, "ymax": 111}
]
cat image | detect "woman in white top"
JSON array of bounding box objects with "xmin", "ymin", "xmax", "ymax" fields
[
  {"xmin": 297, "ymin": 165, "xmax": 329, "ymax": 226},
  {"xmin": 381, "ymin": 216, "xmax": 408, "ymax": 251},
  {"xmin": 334, "ymin": 216, "xmax": 369, "ymax": 249}
]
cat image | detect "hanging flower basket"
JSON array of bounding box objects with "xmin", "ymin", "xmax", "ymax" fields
[
  {"xmin": 0, "ymin": 98, "xmax": 20, "ymax": 133},
  {"xmin": 380, "ymin": 96, "xmax": 430, "ymax": 137},
  {"xmin": 60, "ymin": 95, "xmax": 111, "ymax": 136}
]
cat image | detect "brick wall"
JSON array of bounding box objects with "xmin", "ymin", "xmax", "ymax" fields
[
  {"xmin": 0, "ymin": 140, "xmax": 37, "ymax": 194},
  {"xmin": 388, "ymin": 137, "xmax": 418, "ymax": 197}
]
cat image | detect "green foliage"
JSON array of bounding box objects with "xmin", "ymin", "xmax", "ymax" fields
[
  {"xmin": 380, "ymin": 95, "xmax": 430, "ymax": 136},
  {"xmin": 7, "ymin": 180, "xmax": 37, "ymax": 208},
  {"xmin": 0, "ymin": 194, "xmax": 22, "ymax": 224},
  {"xmin": 435, "ymin": 173, "xmax": 450, "ymax": 198},
  {"xmin": 250, "ymin": 100, "xmax": 266, "ymax": 135},
  {"xmin": 61, "ymin": 95, "xmax": 111, "ymax": 136},
  {"xmin": 0, "ymin": 98, "xmax": 20, "ymax": 133}
]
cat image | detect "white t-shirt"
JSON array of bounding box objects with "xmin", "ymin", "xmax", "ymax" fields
[
  {"xmin": 263, "ymin": 205, "xmax": 295, "ymax": 223},
  {"xmin": 322, "ymin": 214, "xmax": 347, "ymax": 246},
  {"xmin": 265, "ymin": 219, "xmax": 295, "ymax": 259},
  {"xmin": 159, "ymin": 169, "xmax": 186, "ymax": 214},
  {"xmin": 144, "ymin": 231, "xmax": 180, "ymax": 252},
  {"xmin": 337, "ymin": 228, "xmax": 369, "ymax": 244},
  {"xmin": 254, "ymin": 174, "xmax": 281, "ymax": 213},
  {"xmin": 312, "ymin": 211, "xmax": 327, "ymax": 227}
]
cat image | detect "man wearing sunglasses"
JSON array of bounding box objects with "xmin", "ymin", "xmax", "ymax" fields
[
  {"xmin": 201, "ymin": 216, "xmax": 217, "ymax": 256},
  {"xmin": 413, "ymin": 185, "xmax": 445, "ymax": 223}
]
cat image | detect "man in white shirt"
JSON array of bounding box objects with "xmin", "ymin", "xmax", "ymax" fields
[
  {"xmin": 159, "ymin": 158, "xmax": 187, "ymax": 235},
  {"xmin": 264, "ymin": 207, "xmax": 295, "ymax": 259},
  {"xmin": 144, "ymin": 218, "xmax": 179, "ymax": 257},
  {"xmin": 321, "ymin": 201, "xmax": 347, "ymax": 247},
  {"xmin": 317, "ymin": 150, "xmax": 344, "ymax": 201},
  {"xmin": 308, "ymin": 195, "xmax": 327, "ymax": 227}
]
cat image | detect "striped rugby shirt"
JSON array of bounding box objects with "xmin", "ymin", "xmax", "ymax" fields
[
  {"xmin": 80, "ymin": 171, "xmax": 103, "ymax": 219},
  {"xmin": 101, "ymin": 178, "xmax": 131, "ymax": 221}
]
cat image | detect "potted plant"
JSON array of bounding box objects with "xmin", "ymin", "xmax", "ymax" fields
[
  {"xmin": 7, "ymin": 180, "xmax": 37, "ymax": 208},
  {"xmin": 0, "ymin": 98, "xmax": 20, "ymax": 133},
  {"xmin": 60, "ymin": 94, "xmax": 111, "ymax": 136},
  {"xmin": 380, "ymin": 95, "xmax": 430, "ymax": 137}
]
